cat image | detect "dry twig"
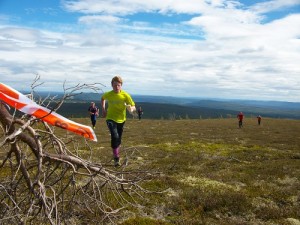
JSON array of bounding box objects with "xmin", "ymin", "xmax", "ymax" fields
[{"xmin": 0, "ymin": 78, "xmax": 161, "ymax": 224}]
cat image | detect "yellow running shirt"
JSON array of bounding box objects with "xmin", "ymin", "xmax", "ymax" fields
[{"xmin": 102, "ymin": 90, "xmax": 135, "ymax": 123}]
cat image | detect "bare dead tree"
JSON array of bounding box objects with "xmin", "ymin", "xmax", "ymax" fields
[{"xmin": 0, "ymin": 79, "xmax": 161, "ymax": 224}]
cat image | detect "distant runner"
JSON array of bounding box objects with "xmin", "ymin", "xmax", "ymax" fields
[
  {"xmin": 101, "ymin": 76, "xmax": 136, "ymax": 167},
  {"xmin": 137, "ymin": 106, "xmax": 143, "ymax": 120},
  {"xmin": 257, "ymin": 115, "xmax": 262, "ymax": 125},
  {"xmin": 237, "ymin": 112, "xmax": 244, "ymax": 128},
  {"xmin": 88, "ymin": 102, "xmax": 99, "ymax": 129}
]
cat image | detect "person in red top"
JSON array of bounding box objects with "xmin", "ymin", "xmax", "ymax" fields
[{"xmin": 237, "ymin": 112, "xmax": 244, "ymax": 128}]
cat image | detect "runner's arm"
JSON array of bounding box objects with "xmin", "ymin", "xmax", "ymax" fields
[{"xmin": 101, "ymin": 97, "xmax": 107, "ymax": 118}]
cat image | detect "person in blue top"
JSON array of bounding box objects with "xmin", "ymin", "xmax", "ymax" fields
[
  {"xmin": 88, "ymin": 102, "xmax": 99, "ymax": 129},
  {"xmin": 137, "ymin": 106, "xmax": 143, "ymax": 120}
]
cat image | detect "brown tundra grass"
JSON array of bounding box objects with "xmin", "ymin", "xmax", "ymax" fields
[
  {"xmin": 2, "ymin": 117, "xmax": 300, "ymax": 224},
  {"xmin": 79, "ymin": 117, "xmax": 299, "ymax": 225}
]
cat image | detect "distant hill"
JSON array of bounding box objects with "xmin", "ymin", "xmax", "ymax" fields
[
  {"xmin": 33, "ymin": 92, "xmax": 300, "ymax": 119},
  {"xmin": 182, "ymin": 99, "xmax": 300, "ymax": 119},
  {"xmin": 134, "ymin": 95, "xmax": 300, "ymax": 119}
]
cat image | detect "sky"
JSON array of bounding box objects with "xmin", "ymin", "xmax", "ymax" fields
[{"xmin": 0, "ymin": 0, "xmax": 299, "ymax": 102}]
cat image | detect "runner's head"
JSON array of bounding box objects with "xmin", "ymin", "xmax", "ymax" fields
[
  {"xmin": 111, "ymin": 76, "xmax": 123, "ymax": 93},
  {"xmin": 111, "ymin": 76, "xmax": 123, "ymax": 85}
]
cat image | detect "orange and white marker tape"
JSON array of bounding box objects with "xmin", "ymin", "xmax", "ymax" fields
[{"xmin": 0, "ymin": 83, "xmax": 97, "ymax": 142}]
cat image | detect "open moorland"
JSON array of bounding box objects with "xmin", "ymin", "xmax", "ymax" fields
[
  {"xmin": 1, "ymin": 116, "xmax": 299, "ymax": 224},
  {"xmin": 76, "ymin": 117, "xmax": 300, "ymax": 224}
]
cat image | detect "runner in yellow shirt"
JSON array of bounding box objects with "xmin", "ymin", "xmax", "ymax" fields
[{"xmin": 101, "ymin": 76, "xmax": 136, "ymax": 167}]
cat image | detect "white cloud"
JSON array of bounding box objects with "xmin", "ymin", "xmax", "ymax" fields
[
  {"xmin": 63, "ymin": 0, "xmax": 148, "ymax": 15},
  {"xmin": 79, "ymin": 15, "xmax": 122, "ymax": 25},
  {"xmin": 0, "ymin": 1, "xmax": 299, "ymax": 102},
  {"xmin": 63, "ymin": 0, "xmax": 209, "ymax": 15},
  {"xmin": 249, "ymin": 0, "xmax": 300, "ymax": 14}
]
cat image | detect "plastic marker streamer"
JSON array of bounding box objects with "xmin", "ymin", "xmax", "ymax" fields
[{"xmin": 0, "ymin": 83, "xmax": 97, "ymax": 142}]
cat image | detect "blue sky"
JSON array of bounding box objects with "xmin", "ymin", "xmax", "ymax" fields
[{"xmin": 0, "ymin": 0, "xmax": 299, "ymax": 102}]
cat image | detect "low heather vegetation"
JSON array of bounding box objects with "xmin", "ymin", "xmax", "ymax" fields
[
  {"xmin": 82, "ymin": 117, "xmax": 300, "ymax": 224},
  {"xmin": 1, "ymin": 116, "xmax": 299, "ymax": 224}
]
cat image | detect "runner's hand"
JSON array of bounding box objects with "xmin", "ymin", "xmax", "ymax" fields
[{"xmin": 102, "ymin": 110, "xmax": 107, "ymax": 118}]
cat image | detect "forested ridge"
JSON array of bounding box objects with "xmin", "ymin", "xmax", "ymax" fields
[{"xmin": 54, "ymin": 101, "xmax": 300, "ymax": 120}]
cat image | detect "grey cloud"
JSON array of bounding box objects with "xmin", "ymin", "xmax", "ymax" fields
[
  {"xmin": 0, "ymin": 40, "xmax": 19, "ymax": 51},
  {"xmin": 246, "ymin": 66, "xmax": 281, "ymax": 74},
  {"xmin": 0, "ymin": 60, "xmax": 28, "ymax": 74},
  {"xmin": 238, "ymin": 47, "xmax": 264, "ymax": 54},
  {"xmin": 89, "ymin": 57, "xmax": 121, "ymax": 66},
  {"xmin": 0, "ymin": 27, "xmax": 40, "ymax": 42},
  {"xmin": 35, "ymin": 39, "xmax": 64, "ymax": 47},
  {"xmin": 80, "ymin": 38, "xmax": 117, "ymax": 47}
]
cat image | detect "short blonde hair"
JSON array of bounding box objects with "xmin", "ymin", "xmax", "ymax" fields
[{"xmin": 111, "ymin": 76, "xmax": 123, "ymax": 85}]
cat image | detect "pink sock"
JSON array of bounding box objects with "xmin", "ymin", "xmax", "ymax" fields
[{"xmin": 113, "ymin": 146, "xmax": 120, "ymax": 158}]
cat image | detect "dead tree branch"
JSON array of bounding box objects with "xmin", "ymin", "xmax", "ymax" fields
[{"xmin": 0, "ymin": 80, "xmax": 161, "ymax": 224}]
